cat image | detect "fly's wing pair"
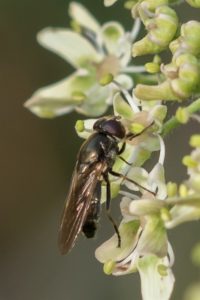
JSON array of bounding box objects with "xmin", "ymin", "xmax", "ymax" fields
[{"xmin": 58, "ymin": 161, "xmax": 105, "ymax": 255}]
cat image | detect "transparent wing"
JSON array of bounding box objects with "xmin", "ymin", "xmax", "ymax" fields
[{"xmin": 58, "ymin": 161, "xmax": 105, "ymax": 254}]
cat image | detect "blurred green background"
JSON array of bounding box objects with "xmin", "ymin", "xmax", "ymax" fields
[{"xmin": 0, "ymin": 0, "xmax": 199, "ymax": 299}]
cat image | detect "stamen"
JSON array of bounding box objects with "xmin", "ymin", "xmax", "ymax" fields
[
  {"xmin": 130, "ymin": 18, "xmax": 141, "ymax": 42},
  {"xmin": 112, "ymin": 80, "xmax": 140, "ymax": 113},
  {"xmin": 167, "ymin": 242, "xmax": 175, "ymax": 267},
  {"xmin": 123, "ymin": 65, "xmax": 146, "ymax": 73},
  {"xmin": 158, "ymin": 134, "xmax": 166, "ymax": 165},
  {"xmin": 81, "ymin": 27, "xmax": 105, "ymax": 55}
]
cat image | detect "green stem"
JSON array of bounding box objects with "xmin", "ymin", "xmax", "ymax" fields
[{"xmin": 161, "ymin": 98, "xmax": 200, "ymax": 136}]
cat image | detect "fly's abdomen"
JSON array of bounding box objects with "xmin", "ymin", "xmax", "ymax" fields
[{"xmin": 82, "ymin": 181, "xmax": 101, "ymax": 239}]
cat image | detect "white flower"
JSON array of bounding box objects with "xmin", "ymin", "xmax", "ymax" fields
[
  {"xmin": 104, "ymin": 0, "xmax": 119, "ymax": 7},
  {"xmin": 25, "ymin": 2, "xmax": 136, "ymax": 118},
  {"xmin": 95, "ymin": 139, "xmax": 200, "ymax": 299},
  {"xmin": 95, "ymin": 197, "xmax": 175, "ymax": 300},
  {"xmin": 95, "ymin": 159, "xmax": 176, "ymax": 300}
]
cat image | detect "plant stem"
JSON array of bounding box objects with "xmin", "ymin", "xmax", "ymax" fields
[{"xmin": 161, "ymin": 98, "xmax": 200, "ymax": 136}]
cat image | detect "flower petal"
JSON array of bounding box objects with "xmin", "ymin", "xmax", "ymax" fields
[
  {"xmin": 114, "ymin": 74, "xmax": 133, "ymax": 90},
  {"xmin": 136, "ymin": 215, "xmax": 168, "ymax": 258},
  {"xmin": 37, "ymin": 28, "xmax": 102, "ymax": 69},
  {"xmin": 137, "ymin": 255, "xmax": 175, "ymax": 300},
  {"xmin": 95, "ymin": 220, "xmax": 140, "ymax": 263},
  {"xmin": 129, "ymin": 199, "xmax": 165, "ymax": 217},
  {"xmin": 113, "ymin": 92, "xmax": 135, "ymax": 120},
  {"xmin": 125, "ymin": 166, "xmax": 149, "ymax": 191},
  {"xmin": 75, "ymin": 84, "xmax": 109, "ymax": 116},
  {"xmin": 101, "ymin": 22, "xmax": 125, "ymax": 55},
  {"xmin": 104, "ymin": 0, "xmax": 118, "ymax": 7},
  {"xmin": 69, "ymin": 2, "xmax": 101, "ymax": 36},
  {"xmin": 24, "ymin": 72, "xmax": 96, "ymax": 118},
  {"xmin": 75, "ymin": 118, "xmax": 96, "ymax": 139},
  {"xmin": 165, "ymin": 204, "xmax": 200, "ymax": 229},
  {"xmin": 148, "ymin": 163, "xmax": 167, "ymax": 200}
]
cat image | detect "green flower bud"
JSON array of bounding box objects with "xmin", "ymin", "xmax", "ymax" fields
[
  {"xmin": 175, "ymin": 107, "xmax": 189, "ymax": 124},
  {"xmin": 179, "ymin": 184, "xmax": 188, "ymax": 197},
  {"xmin": 181, "ymin": 21, "xmax": 200, "ymax": 56},
  {"xmin": 75, "ymin": 120, "xmax": 85, "ymax": 132},
  {"xmin": 132, "ymin": 36, "xmax": 163, "ymax": 57},
  {"xmin": 142, "ymin": 0, "xmax": 168, "ymax": 11},
  {"xmin": 153, "ymin": 54, "xmax": 162, "ymax": 64},
  {"xmin": 171, "ymin": 78, "xmax": 196, "ymax": 99},
  {"xmin": 132, "ymin": 6, "xmax": 178, "ymax": 56},
  {"xmin": 103, "ymin": 260, "xmax": 116, "ymax": 275},
  {"xmin": 145, "ymin": 62, "xmax": 160, "ymax": 73},
  {"xmin": 178, "ymin": 63, "xmax": 199, "ymax": 85},
  {"xmin": 149, "ymin": 6, "xmax": 178, "ymax": 45},
  {"xmin": 134, "ymin": 81, "xmax": 179, "ymax": 101},
  {"xmin": 182, "ymin": 155, "xmax": 198, "ymax": 168},
  {"xmin": 174, "ymin": 53, "xmax": 198, "ymax": 68},
  {"xmin": 169, "ymin": 38, "xmax": 181, "ymax": 54},
  {"xmin": 167, "ymin": 181, "xmax": 178, "ymax": 197},
  {"xmin": 190, "ymin": 134, "xmax": 200, "ymax": 148},
  {"xmin": 186, "ymin": 0, "xmax": 200, "ymax": 7}
]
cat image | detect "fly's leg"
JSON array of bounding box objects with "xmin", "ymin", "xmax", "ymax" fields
[
  {"xmin": 126, "ymin": 122, "xmax": 154, "ymax": 140},
  {"xmin": 109, "ymin": 170, "xmax": 155, "ymax": 196},
  {"xmin": 118, "ymin": 142, "xmax": 132, "ymax": 165},
  {"xmin": 103, "ymin": 173, "xmax": 121, "ymax": 248},
  {"xmin": 118, "ymin": 141, "xmax": 126, "ymax": 155},
  {"xmin": 117, "ymin": 122, "xmax": 155, "ymax": 166},
  {"xmin": 118, "ymin": 156, "xmax": 132, "ymax": 165}
]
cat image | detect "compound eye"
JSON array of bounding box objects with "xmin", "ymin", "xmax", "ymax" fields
[
  {"xmin": 93, "ymin": 118, "xmax": 106, "ymax": 131},
  {"xmin": 101, "ymin": 119, "xmax": 126, "ymax": 138}
]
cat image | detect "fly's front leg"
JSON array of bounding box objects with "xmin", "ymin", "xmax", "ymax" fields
[
  {"xmin": 109, "ymin": 170, "xmax": 156, "ymax": 196},
  {"xmin": 103, "ymin": 173, "xmax": 121, "ymax": 248},
  {"xmin": 126, "ymin": 121, "xmax": 154, "ymax": 141}
]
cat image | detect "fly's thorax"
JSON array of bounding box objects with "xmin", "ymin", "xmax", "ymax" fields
[
  {"xmin": 78, "ymin": 132, "xmax": 118, "ymax": 166},
  {"xmin": 99, "ymin": 134, "xmax": 118, "ymax": 169}
]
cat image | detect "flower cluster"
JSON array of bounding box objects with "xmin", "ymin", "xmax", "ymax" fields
[
  {"xmin": 24, "ymin": 2, "xmax": 140, "ymax": 118},
  {"xmin": 93, "ymin": 120, "xmax": 200, "ymax": 300},
  {"xmin": 25, "ymin": 1, "xmax": 200, "ymax": 300},
  {"xmin": 135, "ymin": 21, "xmax": 200, "ymax": 101}
]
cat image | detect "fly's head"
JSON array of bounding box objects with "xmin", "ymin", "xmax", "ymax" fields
[{"xmin": 93, "ymin": 116, "xmax": 126, "ymax": 139}]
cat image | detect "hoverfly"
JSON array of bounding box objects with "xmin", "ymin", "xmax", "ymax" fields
[{"xmin": 58, "ymin": 116, "xmax": 153, "ymax": 254}]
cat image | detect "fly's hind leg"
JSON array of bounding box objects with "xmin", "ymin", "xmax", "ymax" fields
[{"xmin": 103, "ymin": 173, "xmax": 121, "ymax": 248}]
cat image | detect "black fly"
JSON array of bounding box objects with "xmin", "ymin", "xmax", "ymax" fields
[{"xmin": 58, "ymin": 116, "xmax": 153, "ymax": 254}]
